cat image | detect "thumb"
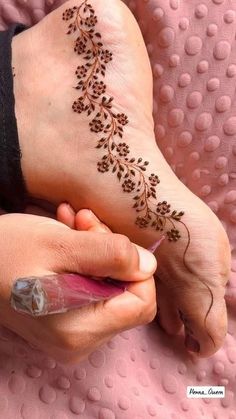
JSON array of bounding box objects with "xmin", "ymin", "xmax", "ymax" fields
[
  {"xmin": 176, "ymin": 284, "xmax": 227, "ymax": 357},
  {"xmin": 46, "ymin": 228, "xmax": 157, "ymax": 282}
]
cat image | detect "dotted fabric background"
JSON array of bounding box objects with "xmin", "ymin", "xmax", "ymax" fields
[{"xmin": 0, "ymin": 0, "xmax": 236, "ymax": 418}]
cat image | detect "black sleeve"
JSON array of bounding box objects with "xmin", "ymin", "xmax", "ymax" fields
[{"xmin": 0, "ymin": 23, "xmax": 28, "ymax": 213}]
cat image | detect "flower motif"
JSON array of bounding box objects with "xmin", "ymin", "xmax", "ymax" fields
[
  {"xmin": 90, "ymin": 118, "xmax": 104, "ymax": 133},
  {"xmin": 149, "ymin": 174, "xmax": 160, "ymax": 186},
  {"xmin": 135, "ymin": 216, "xmax": 149, "ymax": 229},
  {"xmin": 116, "ymin": 143, "xmax": 130, "ymax": 157},
  {"xmin": 72, "ymin": 99, "xmax": 84, "ymax": 113},
  {"xmin": 85, "ymin": 16, "xmax": 98, "ymax": 27},
  {"xmin": 64, "ymin": 1, "xmax": 188, "ymax": 244},
  {"xmin": 62, "ymin": 8, "xmax": 75, "ymax": 21},
  {"xmin": 92, "ymin": 81, "xmax": 106, "ymax": 97},
  {"xmin": 122, "ymin": 179, "xmax": 135, "ymax": 193},
  {"xmin": 117, "ymin": 113, "xmax": 128, "ymax": 125},
  {"xmin": 156, "ymin": 201, "xmax": 171, "ymax": 216},
  {"xmin": 100, "ymin": 49, "xmax": 113, "ymax": 63},
  {"xmin": 97, "ymin": 161, "xmax": 109, "ymax": 173},
  {"xmin": 167, "ymin": 228, "xmax": 181, "ymax": 242},
  {"xmin": 76, "ymin": 65, "xmax": 87, "ymax": 79},
  {"xmin": 74, "ymin": 38, "xmax": 87, "ymax": 54}
]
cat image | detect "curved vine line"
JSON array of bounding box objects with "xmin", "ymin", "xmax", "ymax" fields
[
  {"xmin": 62, "ymin": 1, "xmax": 215, "ymax": 347},
  {"xmin": 62, "ymin": 1, "xmax": 188, "ymax": 244}
]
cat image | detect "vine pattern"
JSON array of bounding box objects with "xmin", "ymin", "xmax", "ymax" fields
[
  {"xmin": 62, "ymin": 1, "xmax": 215, "ymax": 348},
  {"xmin": 62, "ymin": 0, "xmax": 187, "ymax": 243}
]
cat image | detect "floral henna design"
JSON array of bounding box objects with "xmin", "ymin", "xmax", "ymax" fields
[
  {"xmin": 62, "ymin": 0, "xmax": 186, "ymax": 243},
  {"xmin": 62, "ymin": 1, "xmax": 215, "ymax": 346}
]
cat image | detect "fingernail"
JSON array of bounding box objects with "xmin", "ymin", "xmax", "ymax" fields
[
  {"xmin": 185, "ymin": 333, "xmax": 200, "ymax": 353},
  {"xmin": 65, "ymin": 203, "xmax": 75, "ymax": 216},
  {"xmin": 148, "ymin": 236, "xmax": 165, "ymax": 253},
  {"xmin": 136, "ymin": 245, "xmax": 157, "ymax": 274},
  {"xmin": 87, "ymin": 210, "xmax": 109, "ymax": 233},
  {"xmin": 88, "ymin": 210, "xmax": 100, "ymax": 222}
]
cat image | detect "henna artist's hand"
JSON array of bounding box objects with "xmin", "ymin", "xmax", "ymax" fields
[
  {"xmin": 0, "ymin": 212, "xmax": 157, "ymax": 363},
  {"xmin": 12, "ymin": 0, "xmax": 231, "ymax": 357}
]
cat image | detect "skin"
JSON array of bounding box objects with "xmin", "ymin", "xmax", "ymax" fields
[
  {"xmin": 0, "ymin": 210, "xmax": 157, "ymax": 363},
  {"xmin": 12, "ymin": 0, "xmax": 231, "ymax": 356}
]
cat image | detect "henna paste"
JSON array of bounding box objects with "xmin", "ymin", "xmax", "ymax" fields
[
  {"xmin": 62, "ymin": 1, "xmax": 186, "ymax": 243},
  {"xmin": 62, "ymin": 1, "xmax": 215, "ymax": 347}
]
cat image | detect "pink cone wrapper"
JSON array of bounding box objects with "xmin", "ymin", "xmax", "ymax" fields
[
  {"xmin": 10, "ymin": 274, "xmax": 127, "ymax": 316},
  {"xmin": 148, "ymin": 235, "xmax": 165, "ymax": 253},
  {"xmin": 10, "ymin": 236, "xmax": 164, "ymax": 317}
]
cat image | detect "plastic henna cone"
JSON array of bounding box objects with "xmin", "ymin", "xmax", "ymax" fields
[
  {"xmin": 10, "ymin": 239, "xmax": 161, "ymax": 317},
  {"xmin": 10, "ymin": 274, "xmax": 127, "ymax": 316}
]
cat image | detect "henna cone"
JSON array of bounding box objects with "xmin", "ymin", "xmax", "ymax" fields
[
  {"xmin": 10, "ymin": 237, "xmax": 161, "ymax": 317},
  {"xmin": 10, "ymin": 274, "xmax": 127, "ymax": 316}
]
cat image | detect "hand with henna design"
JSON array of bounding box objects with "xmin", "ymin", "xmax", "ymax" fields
[{"xmin": 12, "ymin": 0, "xmax": 231, "ymax": 357}]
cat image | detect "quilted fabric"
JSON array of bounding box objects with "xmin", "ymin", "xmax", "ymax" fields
[{"xmin": 0, "ymin": 0, "xmax": 236, "ymax": 418}]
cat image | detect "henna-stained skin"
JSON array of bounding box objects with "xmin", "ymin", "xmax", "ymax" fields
[
  {"xmin": 62, "ymin": 1, "xmax": 215, "ymax": 347},
  {"xmin": 62, "ymin": 1, "xmax": 186, "ymax": 243}
]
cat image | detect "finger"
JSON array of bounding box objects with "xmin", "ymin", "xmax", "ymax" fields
[
  {"xmin": 155, "ymin": 278, "xmax": 182, "ymax": 335},
  {"xmin": 102, "ymin": 276, "xmax": 157, "ymax": 331},
  {"xmin": 175, "ymin": 282, "xmax": 227, "ymax": 357},
  {"xmin": 39, "ymin": 275, "xmax": 157, "ymax": 363},
  {"xmin": 57, "ymin": 203, "xmax": 75, "ymax": 229},
  {"xmin": 75, "ymin": 209, "xmax": 111, "ymax": 233},
  {"xmin": 47, "ymin": 229, "xmax": 157, "ymax": 282}
]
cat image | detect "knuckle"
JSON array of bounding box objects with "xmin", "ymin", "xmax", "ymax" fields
[
  {"xmin": 142, "ymin": 301, "xmax": 157, "ymax": 324},
  {"xmin": 55, "ymin": 330, "xmax": 78, "ymax": 353},
  {"xmin": 43, "ymin": 318, "xmax": 79, "ymax": 353},
  {"xmin": 110, "ymin": 234, "xmax": 133, "ymax": 271},
  {"xmin": 135, "ymin": 299, "xmax": 157, "ymax": 326},
  {"xmin": 50, "ymin": 231, "xmax": 81, "ymax": 271}
]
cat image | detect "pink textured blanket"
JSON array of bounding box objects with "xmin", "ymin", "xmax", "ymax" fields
[{"xmin": 0, "ymin": 1, "xmax": 236, "ymax": 418}]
